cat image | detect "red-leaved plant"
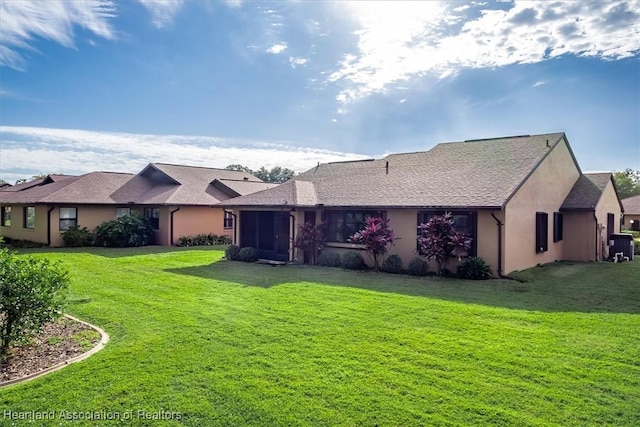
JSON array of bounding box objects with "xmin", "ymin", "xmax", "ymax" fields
[
  {"xmin": 348, "ymin": 216, "xmax": 396, "ymax": 271},
  {"xmin": 293, "ymin": 221, "xmax": 326, "ymax": 265},
  {"xmin": 417, "ymin": 212, "xmax": 472, "ymax": 276}
]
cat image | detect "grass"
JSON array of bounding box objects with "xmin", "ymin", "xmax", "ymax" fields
[{"xmin": 1, "ymin": 246, "xmax": 639, "ymax": 426}]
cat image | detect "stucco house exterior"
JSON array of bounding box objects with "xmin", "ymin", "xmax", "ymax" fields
[
  {"xmin": 0, "ymin": 163, "xmax": 275, "ymax": 246},
  {"xmin": 219, "ymin": 133, "xmax": 623, "ymax": 275},
  {"xmin": 621, "ymin": 194, "xmax": 640, "ymax": 231}
]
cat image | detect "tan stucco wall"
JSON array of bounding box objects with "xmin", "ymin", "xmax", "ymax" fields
[
  {"xmin": 48, "ymin": 205, "xmax": 135, "ymax": 247},
  {"xmin": 170, "ymin": 206, "xmax": 230, "ymax": 245},
  {"xmin": 0, "ymin": 204, "xmax": 49, "ymax": 244},
  {"xmin": 623, "ymin": 214, "xmax": 640, "ymax": 230},
  {"xmin": 594, "ymin": 180, "xmax": 622, "ymax": 260},
  {"xmin": 562, "ymin": 212, "xmax": 596, "ymax": 261},
  {"xmin": 503, "ymin": 138, "xmax": 581, "ymax": 273}
]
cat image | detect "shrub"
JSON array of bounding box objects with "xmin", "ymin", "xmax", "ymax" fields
[
  {"xmin": 342, "ymin": 252, "xmax": 366, "ymax": 270},
  {"xmin": 293, "ymin": 222, "xmax": 326, "ymax": 265},
  {"xmin": 417, "ymin": 213, "xmax": 472, "ymax": 276},
  {"xmin": 348, "ymin": 217, "xmax": 395, "ymax": 271},
  {"xmin": 635, "ymin": 240, "xmax": 640, "ymax": 256},
  {"xmin": 318, "ymin": 251, "xmax": 341, "ymax": 267},
  {"xmin": 225, "ymin": 244, "xmax": 241, "ymax": 261},
  {"xmin": 239, "ymin": 247, "xmax": 258, "ymax": 262},
  {"xmin": 95, "ymin": 213, "xmax": 154, "ymax": 247},
  {"xmin": 407, "ymin": 257, "xmax": 430, "ymax": 276},
  {"xmin": 0, "ymin": 247, "xmax": 69, "ymax": 361},
  {"xmin": 7, "ymin": 239, "xmax": 45, "ymax": 248},
  {"xmin": 177, "ymin": 233, "xmax": 232, "ymax": 246},
  {"xmin": 61, "ymin": 225, "xmax": 95, "ymax": 247},
  {"xmin": 457, "ymin": 257, "xmax": 492, "ymax": 280},
  {"xmin": 381, "ymin": 254, "xmax": 403, "ymax": 274}
]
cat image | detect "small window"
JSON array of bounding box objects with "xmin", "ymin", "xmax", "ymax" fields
[
  {"xmin": 144, "ymin": 207, "xmax": 160, "ymax": 230},
  {"xmin": 59, "ymin": 207, "xmax": 78, "ymax": 231},
  {"xmin": 553, "ymin": 212, "xmax": 563, "ymax": 242},
  {"xmin": 223, "ymin": 211, "xmax": 233, "ymax": 229},
  {"xmin": 1, "ymin": 206, "xmax": 11, "ymax": 227},
  {"xmin": 24, "ymin": 206, "xmax": 36, "ymax": 229},
  {"xmin": 116, "ymin": 207, "xmax": 131, "ymax": 218},
  {"xmin": 536, "ymin": 212, "xmax": 548, "ymax": 253}
]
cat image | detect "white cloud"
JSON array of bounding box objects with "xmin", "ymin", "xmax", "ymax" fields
[
  {"xmin": 289, "ymin": 56, "xmax": 308, "ymax": 68},
  {"xmin": 266, "ymin": 43, "xmax": 288, "ymax": 54},
  {"xmin": 328, "ymin": 0, "xmax": 640, "ymax": 106},
  {"xmin": 0, "ymin": 0, "xmax": 117, "ymax": 69},
  {"xmin": 137, "ymin": 0, "xmax": 184, "ymax": 28},
  {"xmin": 532, "ymin": 81, "xmax": 546, "ymax": 87},
  {"xmin": 0, "ymin": 126, "xmax": 368, "ymax": 184}
]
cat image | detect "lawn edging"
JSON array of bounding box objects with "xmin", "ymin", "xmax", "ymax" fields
[{"xmin": 0, "ymin": 314, "xmax": 109, "ymax": 389}]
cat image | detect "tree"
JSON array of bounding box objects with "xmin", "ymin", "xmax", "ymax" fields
[
  {"xmin": 293, "ymin": 221, "xmax": 326, "ymax": 265},
  {"xmin": 224, "ymin": 164, "xmax": 295, "ymax": 183},
  {"xmin": 417, "ymin": 213, "xmax": 472, "ymax": 276},
  {"xmin": 613, "ymin": 169, "xmax": 640, "ymax": 199},
  {"xmin": 0, "ymin": 246, "xmax": 69, "ymax": 361},
  {"xmin": 14, "ymin": 173, "xmax": 52, "ymax": 185},
  {"xmin": 348, "ymin": 216, "xmax": 396, "ymax": 271}
]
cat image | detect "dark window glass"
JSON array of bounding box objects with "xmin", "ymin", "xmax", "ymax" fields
[
  {"xmin": 536, "ymin": 212, "xmax": 548, "ymax": 253},
  {"xmin": 417, "ymin": 210, "xmax": 477, "ymax": 257},
  {"xmin": 325, "ymin": 210, "xmax": 382, "ymax": 243},
  {"xmin": 224, "ymin": 211, "xmax": 233, "ymax": 229},
  {"xmin": 1, "ymin": 206, "xmax": 11, "ymax": 227},
  {"xmin": 116, "ymin": 207, "xmax": 131, "ymax": 218},
  {"xmin": 59, "ymin": 207, "xmax": 77, "ymax": 231},
  {"xmin": 24, "ymin": 206, "xmax": 36, "ymax": 229},
  {"xmin": 144, "ymin": 207, "xmax": 160, "ymax": 230},
  {"xmin": 553, "ymin": 212, "xmax": 563, "ymax": 242}
]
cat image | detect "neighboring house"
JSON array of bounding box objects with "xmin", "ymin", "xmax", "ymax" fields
[
  {"xmin": 219, "ymin": 133, "xmax": 624, "ymax": 275},
  {"xmin": 622, "ymin": 194, "xmax": 640, "ymax": 231},
  {"xmin": 0, "ymin": 163, "xmax": 276, "ymax": 246}
]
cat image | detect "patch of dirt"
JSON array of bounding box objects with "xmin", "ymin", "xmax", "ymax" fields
[{"xmin": 0, "ymin": 316, "xmax": 101, "ymax": 383}]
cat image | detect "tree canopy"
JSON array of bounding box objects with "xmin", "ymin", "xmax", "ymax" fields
[
  {"xmin": 225, "ymin": 165, "xmax": 295, "ymax": 183},
  {"xmin": 613, "ymin": 169, "xmax": 640, "ymax": 199}
]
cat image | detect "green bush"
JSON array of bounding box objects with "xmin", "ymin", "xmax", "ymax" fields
[
  {"xmin": 177, "ymin": 233, "xmax": 232, "ymax": 246},
  {"xmin": 239, "ymin": 247, "xmax": 258, "ymax": 262},
  {"xmin": 0, "ymin": 247, "xmax": 69, "ymax": 361},
  {"xmin": 407, "ymin": 257, "xmax": 430, "ymax": 276},
  {"xmin": 225, "ymin": 244, "xmax": 241, "ymax": 261},
  {"xmin": 318, "ymin": 251, "xmax": 341, "ymax": 267},
  {"xmin": 95, "ymin": 213, "xmax": 154, "ymax": 247},
  {"xmin": 61, "ymin": 225, "xmax": 95, "ymax": 247},
  {"xmin": 634, "ymin": 240, "xmax": 640, "ymax": 256},
  {"xmin": 7, "ymin": 239, "xmax": 46, "ymax": 248},
  {"xmin": 342, "ymin": 252, "xmax": 366, "ymax": 270},
  {"xmin": 381, "ymin": 254, "xmax": 403, "ymax": 274},
  {"xmin": 457, "ymin": 257, "xmax": 492, "ymax": 280}
]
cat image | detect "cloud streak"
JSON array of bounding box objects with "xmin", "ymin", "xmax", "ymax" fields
[
  {"xmin": 0, "ymin": 126, "xmax": 369, "ymax": 184},
  {"xmin": 328, "ymin": 0, "xmax": 640, "ymax": 106}
]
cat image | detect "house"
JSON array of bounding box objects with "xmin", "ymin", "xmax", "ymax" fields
[
  {"xmin": 218, "ymin": 133, "xmax": 624, "ymax": 275},
  {"xmin": 0, "ymin": 163, "xmax": 276, "ymax": 246},
  {"xmin": 622, "ymin": 194, "xmax": 640, "ymax": 231}
]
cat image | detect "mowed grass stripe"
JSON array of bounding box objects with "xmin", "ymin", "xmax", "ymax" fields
[{"xmin": 1, "ymin": 247, "xmax": 638, "ymax": 426}]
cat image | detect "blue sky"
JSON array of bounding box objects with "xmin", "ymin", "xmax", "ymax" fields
[{"xmin": 1, "ymin": 0, "xmax": 639, "ymax": 184}]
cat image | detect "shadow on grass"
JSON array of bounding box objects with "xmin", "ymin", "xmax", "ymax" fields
[
  {"xmin": 166, "ymin": 260, "xmax": 640, "ymax": 314},
  {"xmin": 11, "ymin": 245, "xmax": 226, "ymax": 258}
]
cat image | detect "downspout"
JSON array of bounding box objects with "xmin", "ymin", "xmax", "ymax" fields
[
  {"xmin": 170, "ymin": 207, "xmax": 180, "ymax": 246},
  {"xmin": 491, "ymin": 212, "xmax": 504, "ymax": 277},
  {"xmin": 592, "ymin": 212, "xmax": 599, "ymax": 261},
  {"xmin": 290, "ymin": 212, "xmax": 296, "ymax": 263},
  {"xmin": 223, "ymin": 209, "xmax": 237, "ymax": 244},
  {"xmin": 47, "ymin": 207, "xmax": 55, "ymax": 246}
]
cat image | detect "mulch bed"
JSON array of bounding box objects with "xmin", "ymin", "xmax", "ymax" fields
[{"xmin": 1, "ymin": 317, "xmax": 101, "ymax": 383}]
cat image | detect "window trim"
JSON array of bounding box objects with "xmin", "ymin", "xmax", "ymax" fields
[
  {"xmin": 323, "ymin": 209, "xmax": 385, "ymax": 243},
  {"xmin": 223, "ymin": 211, "xmax": 234, "ymax": 229},
  {"xmin": 417, "ymin": 210, "xmax": 478, "ymax": 257},
  {"xmin": 536, "ymin": 212, "xmax": 549, "ymax": 253},
  {"xmin": 116, "ymin": 207, "xmax": 132, "ymax": 218},
  {"xmin": 144, "ymin": 207, "xmax": 160, "ymax": 230},
  {"xmin": 23, "ymin": 206, "xmax": 36, "ymax": 229},
  {"xmin": 59, "ymin": 207, "xmax": 78, "ymax": 231},
  {"xmin": 1, "ymin": 206, "xmax": 11, "ymax": 227}
]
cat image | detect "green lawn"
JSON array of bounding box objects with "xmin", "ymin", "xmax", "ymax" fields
[{"xmin": 1, "ymin": 247, "xmax": 639, "ymax": 426}]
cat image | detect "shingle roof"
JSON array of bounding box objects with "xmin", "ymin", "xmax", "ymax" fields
[
  {"xmin": 622, "ymin": 194, "xmax": 640, "ymax": 214},
  {"xmin": 221, "ymin": 132, "xmax": 571, "ymax": 208},
  {"xmin": 2, "ymin": 174, "xmax": 75, "ymax": 192},
  {"xmin": 561, "ymin": 173, "xmax": 613, "ymax": 211}
]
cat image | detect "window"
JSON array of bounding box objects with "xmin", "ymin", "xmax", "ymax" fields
[
  {"xmin": 24, "ymin": 206, "xmax": 36, "ymax": 229},
  {"xmin": 1, "ymin": 206, "xmax": 11, "ymax": 227},
  {"xmin": 325, "ymin": 210, "xmax": 383, "ymax": 243},
  {"xmin": 536, "ymin": 212, "xmax": 548, "ymax": 253},
  {"xmin": 116, "ymin": 207, "xmax": 131, "ymax": 218},
  {"xmin": 417, "ymin": 210, "xmax": 477, "ymax": 256},
  {"xmin": 553, "ymin": 212, "xmax": 563, "ymax": 242},
  {"xmin": 223, "ymin": 211, "xmax": 234, "ymax": 229},
  {"xmin": 144, "ymin": 207, "xmax": 160, "ymax": 230},
  {"xmin": 59, "ymin": 207, "xmax": 77, "ymax": 231}
]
